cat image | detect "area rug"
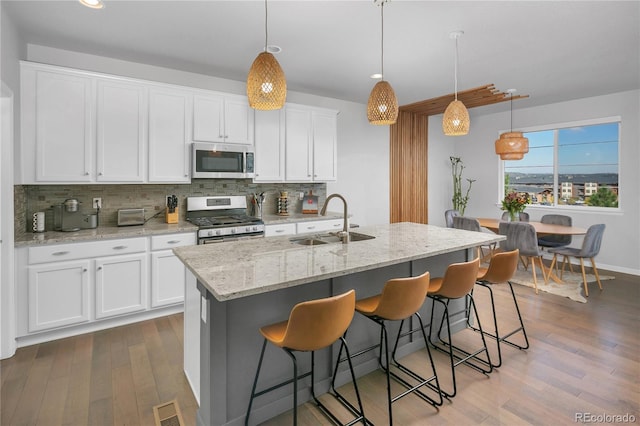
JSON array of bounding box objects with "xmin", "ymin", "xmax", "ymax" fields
[{"xmin": 509, "ymin": 267, "xmax": 614, "ymax": 303}]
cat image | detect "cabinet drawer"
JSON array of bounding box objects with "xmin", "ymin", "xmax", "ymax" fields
[
  {"xmin": 264, "ymin": 223, "xmax": 297, "ymax": 237},
  {"xmin": 28, "ymin": 237, "xmax": 148, "ymax": 264},
  {"xmin": 296, "ymin": 219, "xmax": 344, "ymax": 234},
  {"xmin": 151, "ymin": 233, "xmax": 197, "ymax": 250}
]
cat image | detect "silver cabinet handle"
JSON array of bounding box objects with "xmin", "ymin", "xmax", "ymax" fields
[
  {"xmin": 84, "ymin": 172, "xmax": 90, "ymax": 176},
  {"xmin": 333, "ymin": 223, "xmax": 341, "ymax": 227},
  {"xmin": 167, "ymin": 240, "xmax": 180, "ymax": 244},
  {"xmin": 112, "ymin": 245, "xmax": 127, "ymax": 250},
  {"xmin": 82, "ymin": 268, "xmax": 87, "ymax": 272},
  {"xmin": 52, "ymin": 251, "xmax": 70, "ymax": 256},
  {"xmin": 99, "ymin": 172, "xmax": 103, "ymax": 176},
  {"xmin": 97, "ymin": 266, "xmax": 102, "ymax": 271},
  {"xmin": 306, "ymin": 226, "xmax": 316, "ymax": 230},
  {"xmin": 275, "ymin": 229, "xmax": 285, "ymax": 233}
]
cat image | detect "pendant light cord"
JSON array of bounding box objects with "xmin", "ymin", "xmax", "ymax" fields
[
  {"xmin": 510, "ymin": 93, "xmax": 513, "ymax": 131},
  {"xmin": 380, "ymin": 1, "xmax": 385, "ymax": 81},
  {"xmin": 264, "ymin": 0, "xmax": 268, "ymax": 52},
  {"xmin": 454, "ymin": 35, "xmax": 459, "ymax": 101}
]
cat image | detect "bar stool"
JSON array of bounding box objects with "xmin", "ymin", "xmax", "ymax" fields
[
  {"xmin": 469, "ymin": 249, "xmax": 529, "ymax": 368},
  {"xmin": 345, "ymin": 271, "xmax": 442, "ymax": 425},
  {"xmin": 427, "ymin": 257, "xmax": 492, "ymax": 398},
  {"xmin": 245, "ymin": 290, "xmax": 367, "ymax": 426}
]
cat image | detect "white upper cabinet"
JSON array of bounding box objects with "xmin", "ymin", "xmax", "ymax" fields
[
  {"xmin": 148, "ymin": 87, "xmax": 192, "ymax": 183},
  {"xmin": 193, "ymin": 93, "xmax": 254, "ymax": 145},
  {"xmin": 96, "ymin": 79, "xmax": 147, "ymax": 182},
  {"xmin": 284, "ymin": 104, "xmax": 338, "ymax": 182},
  {"xmin": 21, "ymin": 65, "xmax": 94, "ymax": 182},
  {"xmin": 254, "ymin": 109, "xmax": 285, "ymax": 182}
]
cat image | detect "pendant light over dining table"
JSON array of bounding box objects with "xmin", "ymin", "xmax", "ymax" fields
[
  {"xmin": 495, "ymin": 89, "xmax": 529, "ymax": 160},
  {"xmin": 442, "ymin": 31, "xmax": 470, "ymax": 136},
  {"xmin": 246, "ymin": 0, "xmax": 286, "ymax": 110},
  {"xmin": 367, "ymin": 0, "xmax": 398, "ymax": 125}
]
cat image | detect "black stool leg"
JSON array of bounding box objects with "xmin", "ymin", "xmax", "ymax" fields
[
  {"xmin": 329, "ymin": 335, "xmax": 369, "ymax": 425},
  {"xmin": 246, "ymin": 338, "xmax": 268, "ymax": 426},
  {"xmin": 283, "ymin": 349, "xmax": 298, "ymax": 426}
]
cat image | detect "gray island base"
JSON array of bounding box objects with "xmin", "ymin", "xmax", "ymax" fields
[{"xmin": 173, "ymin": 222, "xmax": 505, "ymax": 426}]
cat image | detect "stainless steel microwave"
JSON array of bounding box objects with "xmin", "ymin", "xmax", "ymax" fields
[{"xmin": 192, "ymin": 142, "xmax": 255, "ymax": 179}]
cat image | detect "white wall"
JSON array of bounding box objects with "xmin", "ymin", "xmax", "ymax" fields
[
  {"xmin": 429, "ymin": 91, "xmax": 640, "ymax": 275},
  {"xmin": 26, "ymin": 44, "xmax": 391, "ymax": 227}
]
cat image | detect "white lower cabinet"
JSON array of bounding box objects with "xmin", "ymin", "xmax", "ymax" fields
[
  {"xmin": 296, "ymin": 219, "xmax": 344, "ymax": 234},
  {"xmin": 95, "ymin": 253, "xmax": 147, "ymax": 319},
  {"xmin": 264, "ymin": 223, "xmax": 297, "ymax": 237},
  {"xmin": 28, "ymin": 260, "xmax": 90, "ymax": 332},
  {"xmin": 17, "ymin": 232, "xmax": 196, "ymax": 342}
]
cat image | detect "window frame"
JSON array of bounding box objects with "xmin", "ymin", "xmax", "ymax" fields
[{"xmin": 498, "ymin": 116, "xmax": 622, "ymax": 213}]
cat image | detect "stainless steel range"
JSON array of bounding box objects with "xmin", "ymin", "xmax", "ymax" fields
[{"xmin": 186, "ymin": 196, "xmax": 264, "ymax": 244}]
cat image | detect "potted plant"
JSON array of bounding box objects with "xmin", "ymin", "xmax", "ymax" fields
[
  {"xmin": 450, "ymin": 156, "xmax": 475, "ymax": 216},
  {"xmin": 501, "ymin": 191, "xmax": 530, "ymax": 221}
]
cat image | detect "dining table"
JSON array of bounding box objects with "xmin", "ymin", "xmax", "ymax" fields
[{"xmin": 477, "ymin": 218, "xmax": 587, "ymax": 284}]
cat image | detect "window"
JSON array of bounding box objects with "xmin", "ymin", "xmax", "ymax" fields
[{"xmin": 503, "ymin": 118, "xmax": 620, "ymax": 209}]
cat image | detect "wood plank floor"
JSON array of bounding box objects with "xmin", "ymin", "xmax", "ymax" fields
[{"xmin": 1, "ymin": 271, "xmax": 638, "ymax": 425}]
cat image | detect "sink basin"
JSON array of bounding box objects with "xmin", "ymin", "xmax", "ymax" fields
[{"xmin": 290, "ymin": 232, "xmax": 375, "ymax": 245}]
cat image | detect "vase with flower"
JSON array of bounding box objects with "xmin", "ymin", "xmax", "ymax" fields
[{"xmin": 501, "ymin": 191, "xmax": 529, "ymax": 221}]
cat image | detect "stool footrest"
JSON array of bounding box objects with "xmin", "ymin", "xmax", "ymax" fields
[{"xmin": 252, "ymin": 370, "xmax": 312, "ymax": 399}]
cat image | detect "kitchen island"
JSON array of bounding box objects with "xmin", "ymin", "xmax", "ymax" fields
[{"xmin": 173, "ymin": 222, "xmax": 504, "ymax": 426}]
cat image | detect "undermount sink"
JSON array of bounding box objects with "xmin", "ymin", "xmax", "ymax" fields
[{"xmin": 290, "ymin": 232, "xmax": 375, "ymax": 246}]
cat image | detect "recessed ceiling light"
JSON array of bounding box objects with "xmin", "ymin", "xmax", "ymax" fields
[
  {"xmin": 370, "ymin": 73, "xmax": 382, "ymax": 79},
  {"xmin": 79, "ymin": 0, "xmax": 104, "ymax": 9},
  {"xmin": 266, "ymin": 45, "xmax": 282, "ymax": 54}
]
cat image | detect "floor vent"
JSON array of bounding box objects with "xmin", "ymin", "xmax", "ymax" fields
[{"xmin": 153, "ymin": 399, "xmax": 184, "ymax": 426}]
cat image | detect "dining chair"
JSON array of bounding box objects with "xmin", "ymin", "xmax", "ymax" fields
[
  {"xmin": 444, "ymin": 209, "xmax": 460, "ymax": 228},
  {"xmin": 538, "ymin": 214, "xmax": 572, "ymax": 249},
  {"xmin": 547, "ymin": 224, "xmax": 606, "ymax": 297},
  {"xmin": 453, "ymin": 216, "xmax": 495, "ymax": 261},
  {"xmin": 500, "ymin": 211, "xmax": 530, "ymax": 222},
  {"xmin": 498, "ymin": 222, "xmax": 548, "ymax": 294}
]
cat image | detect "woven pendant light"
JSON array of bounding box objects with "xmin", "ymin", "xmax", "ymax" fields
[
  {"xmin": 495, "ymin": 90, "xmax": 529, "ymax": 160},
  {"xmin": 367, "ymin": 0, "xmax": 398, "ymax": 125},
  {"xmin": 442, "ymin": 31, "xmax": 470, "ymax": 136},
  {"xmin": 247, "ymin": 0, "xmax": 286, "ymax": 110}
]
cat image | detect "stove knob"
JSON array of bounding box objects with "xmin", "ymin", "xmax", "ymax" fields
[
  {"xmin": 245, "ymin": 226, "xmax": 251, "ymax": 232},
  {"xmin": 215, "ymin": 230, "xmax": 222, "ymax": 236},
  {"xmin": 231, "ymin": 229, "xmax": 236, "ymax": 234},
  {"xmin": 253, "ymin": 226, "xmax": 259, "ymax": 231},
  {"xmin": 208, "ymin": 230, "xmax": 214, "ymax": 237}
]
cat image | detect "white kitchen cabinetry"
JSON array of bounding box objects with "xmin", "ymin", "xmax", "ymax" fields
[
  {"xmin": 254, "ymin": 109, "xmax": 285, "ymax": 182},
  {"xmin": 284, "ymin": 104, "xmax": 338, "ymax": 182},
  {"xmin": 148, "ymin": 87, "xmax": 192, "ymax": 182},
  {"xmin": 296, "ymin": 219, "xmax": 344, "ymax": 234},
  {"xmin": 27, "ymin": 260, "xmax": 90, "ymax": 332},
  {"xmin": 95, "ymin": 253, "xmax": 147, "ymax": 319},
  {"xmin": 150, "ymin": 233, "xmax": 197, "ymax": 308},
  {"xmin": 21, "ymin": 64, "xmax": 93, "ymax": 182},
  {"xmin": 96, "ymin": 79, "xmax": 147, "ymax": 182},
  {"xmin": 193, "ymin": 93, "xmax": 254, "ymax": 145},
  {"xmin": 264, "ymin": 223, "xmax": 297, "ymax": 237}
]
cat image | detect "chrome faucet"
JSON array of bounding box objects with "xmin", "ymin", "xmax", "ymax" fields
[{"xmin": 320, "ymin": 193, "xmax": 349, "ymax": 243}]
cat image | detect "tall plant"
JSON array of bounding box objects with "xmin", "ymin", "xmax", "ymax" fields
[{"xmin": 450, "ymin": 156, "xmax": 475, "ymax": 216}]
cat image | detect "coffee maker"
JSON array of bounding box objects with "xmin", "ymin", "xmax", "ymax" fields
[{"xmin": 52, "ymin": 198, "xmax": 97, "ymax": 232}]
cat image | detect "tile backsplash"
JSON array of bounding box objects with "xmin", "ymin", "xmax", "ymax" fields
[{"xmin": 15, "ymin": 180, "xmax": 326, "ymax": 234}]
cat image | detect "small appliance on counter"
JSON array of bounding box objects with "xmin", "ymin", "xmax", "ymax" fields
[
  {"xmin": 302, "ymin": 190, "xmax": 318, "ymax": 214},
  {"xmin": 277, "ymin": 191, "xmax": 289, "ymax": 216},
  {"xmin": 51, "ymin": 198, "xmax": 98, "ymax": 231},
  {"xmin": 166, "ymin": 195, "xmax": 179, "ymax": 224},
  {"xmin": 117, "ymin": 208, "xmax": 145, "ymax": 226}
]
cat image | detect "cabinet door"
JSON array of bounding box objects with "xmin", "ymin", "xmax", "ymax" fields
[
  {"xmin": 96, "ymin": 79, "xmax": 147, "ymax": 182},
  {"xmin": 34, "ymin": 69, "xmax": 93, "ymax": 182},
  {"xmin": 193, "ymin": 94, "xmax": 224, "ymax": 142},
  {"xmin": 149, "ymin": 87, "xmax": 191, "ymax": 182},
  {"xmin": 264, "ymin": 223, "xmax": 296, "ymax": 237},
  {"xmin": 151, "ymin": 250, "xmax": 186, "ymax": 307},
  {"xmin": 285, "ymin": 106, "xmax": 313, "ymax": 182},
  {"xmin": 28, "ymin": 261, "xmax": 90, "ymax": 332},
  {"xmin": 224, "ymin": 96, "xmax": 254, "ymax": 145},
  {"xmin": 312, "ymin": 111, "xmax": 338, "ymax": 181},
  {"xmin": 254, "ymin": 109, "xmax": 284, "ymax": 182},
  {"xmin": 95, "ymin": 253, "xmax": 147, "ymax": 319}
]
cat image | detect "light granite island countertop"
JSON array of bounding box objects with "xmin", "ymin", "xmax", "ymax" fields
[{"xmin": 175, "ymin": 222, "xmax": 505, "ymax": 426}]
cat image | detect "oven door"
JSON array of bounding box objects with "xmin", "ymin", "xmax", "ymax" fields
[{"xmin": 192, "ymin": 142, "xmax": 255, "ymax": 179}]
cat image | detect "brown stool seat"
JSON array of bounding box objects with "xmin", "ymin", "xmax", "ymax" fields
[
  {"xmin": 347, "ymin": 271, "xmax": 442, "ymax": 425},
  {"xmin": 471, "ymin": 249, "xmax": 529, "ymax": 368},
  {"xmin": 246, "ymin": 290, "xmax": 368, "ymax": 426},
  {"xmin": 427, "ymin": 257, "xmax": 493, "ymax": 399}
]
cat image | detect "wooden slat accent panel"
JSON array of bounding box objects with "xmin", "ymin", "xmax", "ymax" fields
[{"xmin": 390, "ymin": 111, "xmax": 428, "ymax": 223}]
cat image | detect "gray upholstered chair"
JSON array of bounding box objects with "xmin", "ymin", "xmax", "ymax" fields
[
  {"xmin": 453, "ymin": 216, "xmax": 494, "ymax": 260},
  {"xmin": 445, "ymin": 209, "xmax": 460, "ymax": 228},
  {"xmin": 547, "ymin": 224, "xmax": 606, "ymax": 297},
  {"xmin": 498, "ymin": 221, "xmax": 547, "ymax": 294},
  {"xmin": 538, "ymin": 214, "xmax": 572, "ymax": 248},
  {"xmin": 501, "ymin": 211, "xmax": 530, "ymax": 222}
]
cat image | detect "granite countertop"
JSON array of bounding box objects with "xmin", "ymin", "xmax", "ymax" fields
[
  {"xmin": 173, "ymin": 222, "xmax": 505, "ymax": 302},
  {"xmin": 14, "ymin": 218, "xmax": 198, "ymax": 247}
]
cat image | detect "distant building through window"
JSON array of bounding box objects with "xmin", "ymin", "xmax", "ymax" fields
[{"xmin": 502, "ymin": 119, "xmax": 620, "ymax": 209}]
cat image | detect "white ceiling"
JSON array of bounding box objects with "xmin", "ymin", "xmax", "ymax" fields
[{"xmin": 3, "ymin": 0, "xmax": 639, "ymax": 112}]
